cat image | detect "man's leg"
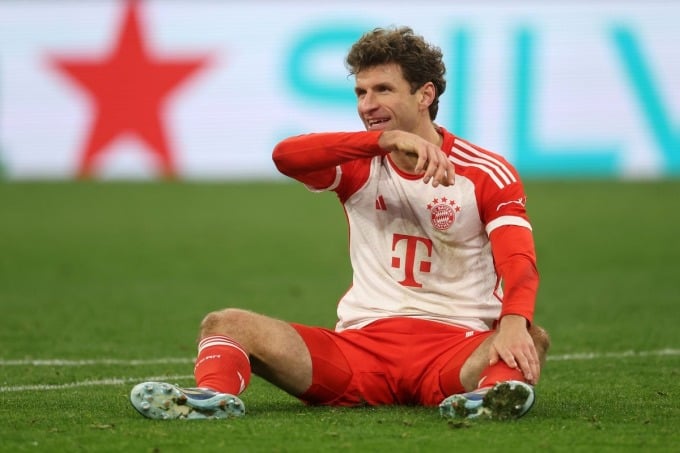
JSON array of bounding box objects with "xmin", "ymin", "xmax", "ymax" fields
[
  {"xmin": 197, "ymin": 308, "xmax": 313, "ymax": 396},
  {"xmin": 459, "ymin": 325, "xmax": 550, "ymax": 391},
  {"xmin": 130, "ymin": 308, "xmax": 313, "ymax": 419},
  {"xmin": 439, "ymin": 325, "xmax": 550, "ymax": 420}
]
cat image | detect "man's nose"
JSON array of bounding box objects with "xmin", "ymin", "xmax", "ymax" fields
[{"xmin": 358, "ymin": 92, "xmax": 377, "ymax": 112}]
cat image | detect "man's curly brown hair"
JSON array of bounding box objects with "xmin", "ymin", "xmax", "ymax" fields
[{"xmin": 345, "ymin": 26, "xmax": 447, "ymax": 120}]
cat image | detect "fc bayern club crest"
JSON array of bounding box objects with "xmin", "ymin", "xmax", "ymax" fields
[{"xmin": 426, "ymin": 197, "xmax": 461, "ymax": 231}]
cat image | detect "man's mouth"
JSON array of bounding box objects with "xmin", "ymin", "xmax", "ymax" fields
[{"xmin": 367, "ymin": 118, "xmax": 390, "ymax": 129}]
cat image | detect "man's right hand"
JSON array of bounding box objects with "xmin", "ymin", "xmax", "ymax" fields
[{"xmin": 378, "ymin": 130, "xmax": 455, "ymax": 187}]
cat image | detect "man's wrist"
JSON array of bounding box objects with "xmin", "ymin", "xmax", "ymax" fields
[{"xmin": 499, "ymin": 314, "xmax": 529, "ymax": 329}]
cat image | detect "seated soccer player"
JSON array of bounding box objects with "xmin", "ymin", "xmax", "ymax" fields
[{"xmin": 130, "ymin": 26, "xmax": 550, "ymax": 421}]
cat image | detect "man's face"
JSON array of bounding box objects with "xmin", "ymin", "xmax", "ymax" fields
[{"xmin": 354, "ymin": 63, "xmax": 424, "ymax": 133}]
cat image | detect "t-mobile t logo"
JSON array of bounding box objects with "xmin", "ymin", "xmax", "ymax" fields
[{"xmin": 391, "ymin": 233, "xmax": 433, "ymax": 287}]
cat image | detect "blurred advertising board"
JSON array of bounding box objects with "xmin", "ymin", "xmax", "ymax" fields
[{"xmin": 1, "ymin": 1, "xmax": 678, "ymax": 180}]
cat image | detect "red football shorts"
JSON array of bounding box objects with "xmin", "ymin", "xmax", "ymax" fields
[{"xmin": 291, "ymin": 317, "xmax": 492, "ymax": 407}]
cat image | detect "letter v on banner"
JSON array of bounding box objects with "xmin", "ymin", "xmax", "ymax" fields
[{"xmin": 375, "ymin": 195, "xmax": 387, "ymax": 210}]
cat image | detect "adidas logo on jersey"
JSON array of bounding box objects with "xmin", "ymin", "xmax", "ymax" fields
[{"xmin": 375, "ymin": 195, "xmax": 387, "ymax": 210}]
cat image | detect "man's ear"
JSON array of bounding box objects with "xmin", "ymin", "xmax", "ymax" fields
[{"xmin": 418, "ymin": 82, "xmax": 436, "ymax": 111}]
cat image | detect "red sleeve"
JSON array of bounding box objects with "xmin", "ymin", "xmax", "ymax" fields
[
  {"xmin": 272, "ymin": 131, "xmax": 386, "ymax": 188},
  {"xmin": 489, "ymin": 225, "xmax": 539, "ymax": 324}
]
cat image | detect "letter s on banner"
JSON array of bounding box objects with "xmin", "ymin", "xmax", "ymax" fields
[{"xmin": 285, "ymin": 24, "xmax": 367, "ymax": 107}]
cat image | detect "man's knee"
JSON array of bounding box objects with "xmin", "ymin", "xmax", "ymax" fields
[
  {"xmin": 199, "ymin": 308, "xmax": 254, "ymax": 337},
  {"xmin": 529, "ymin": 325, "xmax": 551, "ymax": 364}
]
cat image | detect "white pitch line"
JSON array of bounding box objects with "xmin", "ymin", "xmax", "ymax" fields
[
  {"xmin": 0, "ymin": 349, "xmax": 678, "ymax": 393},
  {"xmin": 546, "ymin": 348, "xmax": 680, "ymax": 361},
  {"xmin": 0, "ymin": 357, "xmax": 195, "ymax": 366},
  {"xmin": 0, "ymin": 375, "xmax": 194, "ymax": 393}
]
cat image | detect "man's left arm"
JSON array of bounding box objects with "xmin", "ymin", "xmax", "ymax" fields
[{"xmin": 488, "ymin": 225, "xmax": 541, "ymax": 384}]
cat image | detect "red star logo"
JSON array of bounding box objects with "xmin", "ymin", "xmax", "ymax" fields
[{"xmin": 50, "ymin": 0, "xmax": 209, "ymax": 178}]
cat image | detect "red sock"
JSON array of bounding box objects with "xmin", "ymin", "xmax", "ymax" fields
[
  {"xmin": 193, "ymin": 335, "xmax": 251, "ymax": 395},
  {"xmin": 476, "ymin": 362, "xmax": 525, "ymax": 389}
]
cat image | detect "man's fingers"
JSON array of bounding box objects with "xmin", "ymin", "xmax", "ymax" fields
[
  {"xmin": 414, "ymin": 156, "xmax": 427, "ymax": 174},
  {"xmin": 526, "ymin": 351, "xmax": 541, "ymax": 384},
  {"xmin": 420, "ymin": 148, "xmax": 456, "ymax": 187},
  {"xmin": 501, "ymin": 351, "xmax": 518, "ymax": 369},
  {"xmin": 404, "ymin": 142, "xmax": 455, "ymax": 187},
  {"xmin": 516, "ymin": 354, "xmax": 534, "ymax": 382},
  {"xmin": 488, "ymin": 346, "xmax": 500, "ymax": 366},
  {"xmin": 435, "ymin": 160, "xmax": 454, "ymax": 187},
  {"xmin": 513, "ymin": 347, "xmax": 540, "ymax": 384},
  {"xmin": 446, "ymin": 161, "xmax": 456, "ymax": 185}
]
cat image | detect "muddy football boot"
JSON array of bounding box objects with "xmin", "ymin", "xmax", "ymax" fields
[
  {"xmin": 130, "ymin": 381, "xmax": 245, "ymax": 420},
  {"xmin": 439, "ymin": 380, "xmax": 535, "ymax": 420}
]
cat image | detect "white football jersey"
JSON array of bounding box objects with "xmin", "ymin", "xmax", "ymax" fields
[{"xmin": 316, "ymin": 129, "xmax": 532, "ymax": 332}]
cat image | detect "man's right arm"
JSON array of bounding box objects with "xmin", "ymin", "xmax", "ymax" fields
[
  {"xmin": 272, "ymin": 130, "xmax": 455, "ymax": 188},
  {"xmin": 272, "ymin": 131, "xmax": 386, "ymax": 187}
]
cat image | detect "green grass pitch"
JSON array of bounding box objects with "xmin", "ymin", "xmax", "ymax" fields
[{"xmin": 1, "ymin": 180, "xmax": 678, "ymax": 452}]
